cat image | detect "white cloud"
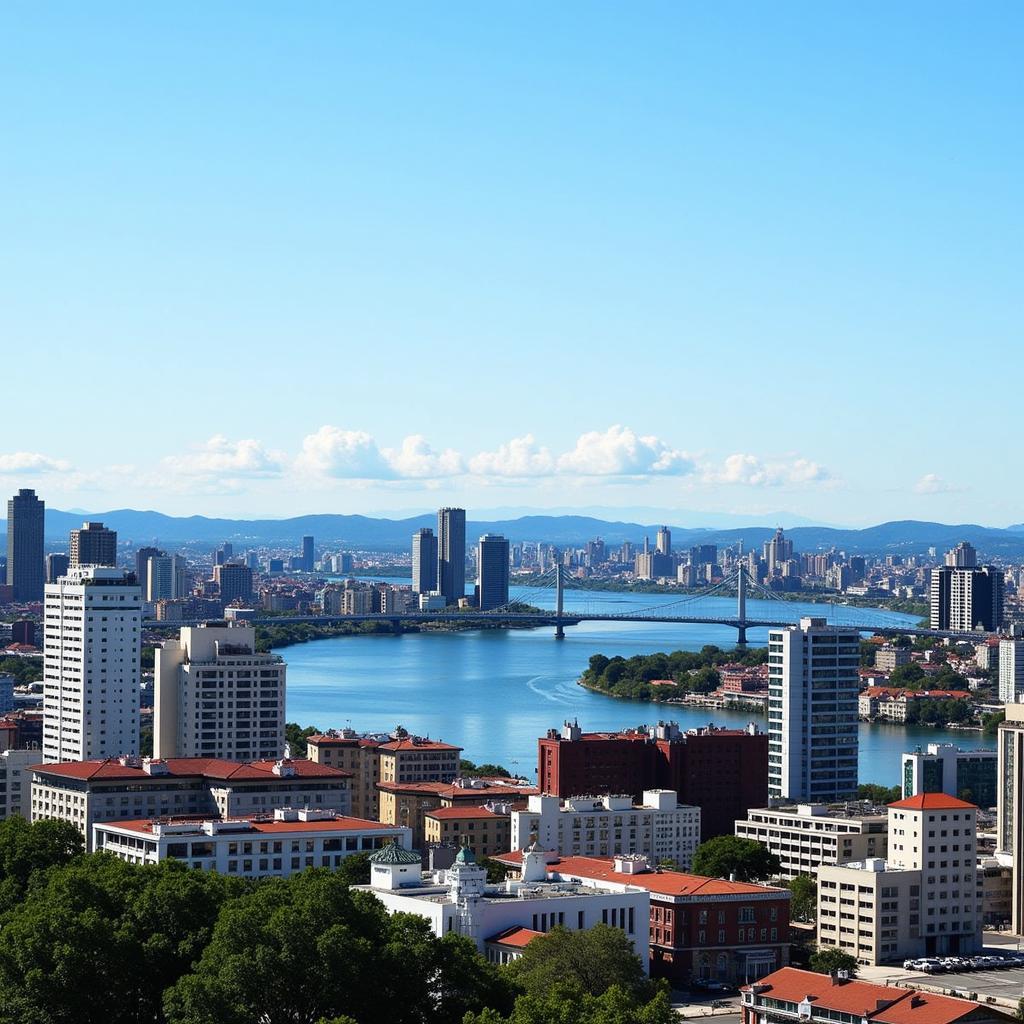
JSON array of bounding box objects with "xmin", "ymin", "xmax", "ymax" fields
[
  {"xmin": 0, "ymin": 451, "xmax": 72, "ymax": 474},
  {"xmin": 556, "ymin": 425, "xmax": 694, "ymax": 477},
  {"xmin": 915, "ymin": 473, "xmax": 961, "ymax": 495},
  {"xmin": 382, "ymin": 435, "xmax": 463, "ymax": 478},
  {"xmin": 468, "ymin": 435, "xmax": 556, "ymax": 477},
  {"xmin": 710, "ymin": 453, "xmax": 831, "ymax": 487},
  {"xmin": 163, "ymin": 436, "xmax": 284, "ymax": 478},
  {"xmin": 296, "ymin": 427, "xmax": 392, "ymax": 478}
]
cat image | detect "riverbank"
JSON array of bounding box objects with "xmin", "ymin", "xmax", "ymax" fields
[{"xmin": 577, "ymin": 675, "xmax": 767, "ymax": 713}]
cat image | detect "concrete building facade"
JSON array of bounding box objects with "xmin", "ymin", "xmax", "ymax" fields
[{"xmin": 69, "ymin": 522, "xmax": 117, "ymax": 568}]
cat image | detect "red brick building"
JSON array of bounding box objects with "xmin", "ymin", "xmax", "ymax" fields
[
  {"xmin": 538, "ymin": 720, "xmax": 768, "ymax": 841},
  {"xmin": 496, "ymin": 851, "xmax": 790, "ymax": 986}
]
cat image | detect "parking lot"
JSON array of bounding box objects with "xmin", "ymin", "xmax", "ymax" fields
[{"xmin": 885, "ymin": 954, "xmax": 1024, "ymax": 1003}]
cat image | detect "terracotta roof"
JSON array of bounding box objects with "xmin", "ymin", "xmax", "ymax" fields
[
  {"xmin": 378, "ymin": 780, "xmax": 536, "ymax": 799},
  {"xmin": 98, "ymin": 814, "xmax": 402, "ymax": 836},
  {"xmin": 746, "ymin": 967, "xmax": 983, "ymax": 1024},
  {"xmin": 378, "ymin": 739, "xmax": 462, "ymax": 752},
  {"xmin": 32, "ymin": 757, "xmax": 352, "ymax": 782},
  {"xmin": 888, "ymin": 793, "xmax": 977, "ymax": 811},
  {"xmin": 493, "ymin": 852, "xmax": 787, "ymax": 901},
  {"xmin": 486, "ymin": 926, "xmax": 543, "ymax": 949}
]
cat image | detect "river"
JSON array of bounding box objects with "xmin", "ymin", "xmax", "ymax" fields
[{"xmin": 281, "ymin": 582, "xmax": 994, "ymax": 788}]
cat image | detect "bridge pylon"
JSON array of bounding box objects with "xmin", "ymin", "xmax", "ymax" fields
[
  {"xmin": 555, "ymin": 563, "xmax": 565, "ymax": 639},
  {"xmin": 736, "ymin": 564, "xmax": 748, "ymax": 647}
]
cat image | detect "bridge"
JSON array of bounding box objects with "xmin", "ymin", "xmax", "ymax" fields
[{"xmin": 147, "ymin": 564, "xmax": 991, "ymax": 644}]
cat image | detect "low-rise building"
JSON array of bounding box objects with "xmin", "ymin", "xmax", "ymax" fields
[
  {"xmin": 377, "ymin": 735, "xmax": 463, "ymax": 785},
  {"xmin": 511, "ymin": 790, "xmax": 700, "ymax": 868},
  {"xmin": 0, "ymin": 747, "xmax": 37, "ymax": 819},
  {"xmin": 494, "ymin": 850, "xmax": 790, "ymax": 986},
  {"xmin": 360, "ymin": 842, "xmax": 651, "ymax": 965},
  {"xmin": 742, "ymin": 966, "xmax": 1013, "ymax": 1024},
  {"xmin": 816, "ymin": 793, "xmax": 982, "ymax": 964},
  {"xmin": 306, "ymin": 730, "xmax": 383, "ymax": 819},
  {"xmin": 93, "ymin": 808, "xmax": 410, "ymax": 877},
  {"xmin": 31, "ymin": 755, "xmax": 352, "ymax": 849},
  {"xmin": 423, "ymin": 803, "xmax": 514, "ymax": 857},
  {"xmin": 378, "ymin": 777, "xmax": 536, "ymax": 849},
  {"xmin": 735, "ymin": 802, "xmax": 888, "ymax": 881},
  {"xmin": 875, "ymin": 646, "xmax": 912, "ymax": 673}
]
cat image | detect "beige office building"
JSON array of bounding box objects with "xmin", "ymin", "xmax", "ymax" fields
[
  {"xmin": 735, "ymin": 803, "xmax": 887, "ymax": 881},
  {"xmin": 306, "ymin": 730, "xmax": 382, "ymax": 820}
]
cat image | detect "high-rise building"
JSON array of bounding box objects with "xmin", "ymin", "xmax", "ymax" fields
[
  {"xmin": 45, "ymin": 553, "xmax": 69, "ymax": 584},
  {"xmin": 171, "ymin": 554, "xmax": 190, "ymax": 598},
  {"xmin": 655, "ymin": 526, "xmax": 671, "ymax": 557},
  {"xmin": 217, "ymin": 563, "xmax": 254, "ymax": 605},
  {"xmin": 154, "ymin": 622, "xmax": 285, "ymax": 761},
  {"xmin": 901, "ymin": 742, "xmax": 997, "ymax": 807},
  {"xmin": 437, "ymin": 508, "xmax": 466, "ymax": 605},
  {"xmin": 763, "ymin": 527, "xmax": 793, "ymax": 576},
  {"xmin": 135, "ymin": 546, "xmax": 162, "ymax": 592},
  {"xmin": 1000, "ymin": 634, "xmax": 1024, "ymax": 703},
  {"xmin": 6, "ymin": 488, "xmax": 44, "ymax": 602},
  {"xmin": 69, "ymin": 521, "xmax": 117, "ymax": 568},
  {"xmin": 930, "ymin": 565, "xmax": 1004, "ymax": 632},
  {"xmin": 477, "ymin": 534, "xmax": 509, "ymax": 611},
  {"xmin": 147, "ymin": 554, "xmax": 174, "ymax": 602},
  {"xmin": 411, "ymin": 528, "xmax": 438, "ymax": 594},
  {"xmin": 42, "ymin": 566, "xmax": 141, "ymax": 762},
  {"xmin": 945, "ymin": 541, "xmax": 978, "ymax": 568},
  {"xmin": 998, "ymin": 705, "xmax": 1024, "ymax": 933},
  {"xmin": 767, "ymin": 617, "xmax": 860, "ymax": 803},
  {"xmin": 301, "ymin": 535, "xmax": 315, "ymax": 572}
]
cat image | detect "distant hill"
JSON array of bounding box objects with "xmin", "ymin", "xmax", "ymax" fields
[{"xmin": 10, "ymin": 508, "xmax": 1024, "ymax": 557}]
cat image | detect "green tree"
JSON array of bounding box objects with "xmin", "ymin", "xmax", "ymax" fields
[
  {"xmin": 787, "ymin": 875, "xmax": 817, "ymax": 922},
  {"xmin": 691, "ymin": 835, "xmax": 781, "ymax": 882},
  {"xmin": 0, "ymin": 816, "xmax": 83, "ymax": 910},
  {"xmin": 284, "ymin": 722, "xmax": 320, "ymax": 757},
  {"xmin": 460, "ymin": 759, "xmax": 512, "ymax": 778},
  {"xmin": 508, "ymin": 924, "xmax": 657, "ymax": 1002},
  {"xmin": 889, "ymin": 663, "xmax": 925, "ymax": 688},
  {"xmin": 163, "ymin": 868, "xmax": 510, "ymax": 1024},
  {"xmin": 465, "ymin": 986, "xmax": 675, "ymax": 1024},
  {"xmin": 334, "ymin": 851, "xmax": 372, "ymax": 886},
  {"xmin": 856, "ymin": 783, "xmax": 901, "ymax": 804},
  {"xmin": 983, "ymin": 710, "xmax": 1005, "ymax": 737},
  {"xmin": 808, "ymin": 946, "xmax": 858, "ymax": 977}
]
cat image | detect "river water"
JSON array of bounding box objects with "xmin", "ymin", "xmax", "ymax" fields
[{"xmin": 282, "ymin": 583, "xmax": 994, "ymax": 787}]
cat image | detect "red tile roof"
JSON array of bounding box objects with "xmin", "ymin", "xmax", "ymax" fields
[
  {"xmin": 32, "ymin": 757, "xmax": 351, "ymax": 782},
  {"xmin": 493, "ymin": 853, "xmax": 787, "ymax": 901},
  {"xmin": 746, "ymin": 967, "xmax": 985, "ymax": 1024},
  {"xmin": 378, "ymin": 780, "xmax": 536, "ymax": 799},
  {"xmin": 486, "ymin": 926, "xmax": 543, "ymax": 949},
  {"xmin": 99, "ymin": 813, "xmax": 403, "ymax": 836},
  {"xmin": 424, "ymin": 806, "xmax": 510, "ymax": 821},
  {"xmin": 888, "ymin": 793, "xmax": 978, "ymax": 811},
  {"xmin": 378, "ymin": 739, "xmax": 462, "ymax": 752}
]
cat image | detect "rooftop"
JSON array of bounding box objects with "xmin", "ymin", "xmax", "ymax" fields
[
  {"xmin": 425, "ymin": 805, "xmax": 512, "ymax": 821},
  {"xmin": 97, "ymin": 813, "xmax": 402, "ymax": 838},
  {"xmin": 378, "ymin": 738, "xmax": 462, "ymax": 753},
  {"xmin": 32, "ymin": 756, "xmax": 352, "ymax": 782},
  {"xmin": 888, "ymin": 793, "xmax": 978, "ymax": 811},
  {"xmin": 745, "ymin": 967, "xmax": 992, "ymax": 1024},
  {"xmin": 486, "ymin": 926, "xmax": 544, "ymax": 949}
]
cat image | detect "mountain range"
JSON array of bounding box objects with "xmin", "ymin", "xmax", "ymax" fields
[{"xmin": 7, "ymin": 508, "xmax": 1024, "ymax": 558}]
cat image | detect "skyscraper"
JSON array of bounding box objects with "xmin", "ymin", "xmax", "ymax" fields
[
  {"xmin": 69, "ymin": 521, "xmax": 117, "ymax": 568},
  {"xmin": 768, "ymin": 616, "xmax": 860, "ymax": 802},
  {"xmin": 217, "ymin": 563, "xmax": 254, "ymax": 605},
  {"xmin": 945, "ymin": 541, "xmax": 977, "ymax": 568},
  {"xmin": 147, "ymin": 554, "xmax": 174, "ymax": 601},
  {"xmin": 655, "ymin": 526, "xmax": 671, "ymax": 556},
  {"xmin": 997, "ymin": 705, "xmax": 1024, "ymax": 933},
  {"xmin": 6, "ymin": 488, "xmax": 44, "ymax": 602},
  {"xmin": 477, "ymin": 534, "xmax": 510, "ymax": 611},
  {"xmin": 46, "ymin": 553, "xmax": 70, "ymax": 584},
  {"xmin": 411, "ymin": 528, "xmax": 438, "ymax": 594},
  {"xmin": 42, "ymin": 566, "xmax": 141, "ymax": 762},
  {"xmin": 930, "ymin": 565, "xmax": 1004, "ymax": 632},
  {"xmin": 763, "ymin": 527, "xmax": 793, "ymax": 577},
  {"xmin": 437, "ymin": 508, "xmax": 466, "ymax": 605},
  {"xmin": 301, "ymin": 535, "xmax": 315, "ymax": 572},
  {"xmin": 135, "ymin": 546, "xmax": 162, "ymax": 592}
]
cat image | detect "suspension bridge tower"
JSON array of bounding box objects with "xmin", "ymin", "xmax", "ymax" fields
[
  {"xmin": 736, "ymin": 562, "xmax": 748, "ymax": 646},
  {"xmin": 554, "ymin": 562, "xmax": 565, "ymax": 639}
]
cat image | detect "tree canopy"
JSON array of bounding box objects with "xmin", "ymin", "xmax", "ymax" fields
[
  {"xmin": 787, "ymin": 875, "xmax": 816, "ymax": 923},
  {"xmin": 691, "ymin": 835, "xmax": 780, "ymax": 882},
  {"xmin": 808, "ymin": 947, "xmax": 858, "ymax": 977}
]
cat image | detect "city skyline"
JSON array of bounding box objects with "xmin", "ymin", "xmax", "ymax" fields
[{"xmin": 3, "ymin": 4, "xmax": 1022, "ymax": 524}]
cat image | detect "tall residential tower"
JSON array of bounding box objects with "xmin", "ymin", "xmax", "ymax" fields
[
  {"xmin": 437, "ymin": 507, "xmax": 466, "ymax": 606},
  {"xmin": 411, "ymin": 528, "xmax": 438, "ymax": 594},
  {"xmin": 6, "ymin": 488, "xmax": 45, "ymax": 602},
  {"xmin": 477, "ymin": 534, "xmax": 509, "ymax": 610},
  {"xmin": 69, "ymin": 521, "xmax": 117, "ymax": 568}
]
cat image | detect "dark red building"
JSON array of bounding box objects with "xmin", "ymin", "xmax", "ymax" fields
[
  {"xmin": 11, "ymin": 620, "xmax": 35, "ymax": 646},
  {"xmin": 538, "ymin": 720, "xmax": 768, "ymax": 842}
]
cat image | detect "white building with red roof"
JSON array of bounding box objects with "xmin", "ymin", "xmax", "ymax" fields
[
  {"xmin": 817, "ymin": 793, "xmax": 981, "ymax": 964},
  {"xmin": 30, "ymin": 755, "xmax": 352, "ymax": 849},
  {"xmin": 93, "ymin": 807, "xmax": 410, "ymax": 877},
  {"xmin": 742, "ymin": 966, "xmax": 1013, "ymax": 1024}
]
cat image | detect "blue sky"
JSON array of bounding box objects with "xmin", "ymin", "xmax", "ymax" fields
[{"xmin": 2, "ymin": 2, "xmax": 1021, "ymax": 525}]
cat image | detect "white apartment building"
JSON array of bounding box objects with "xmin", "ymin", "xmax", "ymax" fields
[
  {"xmin": 817, "ymin": 793, "xmax": 982, "ymax": 964},
  {"xmin": 511, "ymin": 790, "xmax": 701, "ymax": 868},
  {"xmin": 999, "ymin": 637, "xmax": 1024, "ymax": 704},
  {"xmin": 154, "ymin": 622, "xmax": 285, "ymax": 761},
  {"xmin": 768, "ymin": 617, "xmax": 860, "ymax": 803},
  {"xmin": 93, "ymin": 807, "xmax": 410, "ymax": 877},
  {"xmin": 735, "ymin": 803, "xmax": 888, "ymax": 880},
  {"xmin": 43, "ymin": 566, "xmax": 142, "ymax": 763},
  {"xmin": 0, "ymin": 748, "xmax": 38, "ymax": 819},
  {"xmin": 31, "ymin": 755, "xmax": 351, "ymax": 850},
  {"xmin": 996, "ymin": 705, "xmax": 1024, "ymax": 933},
  {"xmin": 361, "ymin": 842, "xmax": 650, "ymax": 965}
]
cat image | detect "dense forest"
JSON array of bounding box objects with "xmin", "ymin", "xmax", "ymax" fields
[{"xmin": 579, "ymin": 645, "xmax": 768, "ymax": 701}]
